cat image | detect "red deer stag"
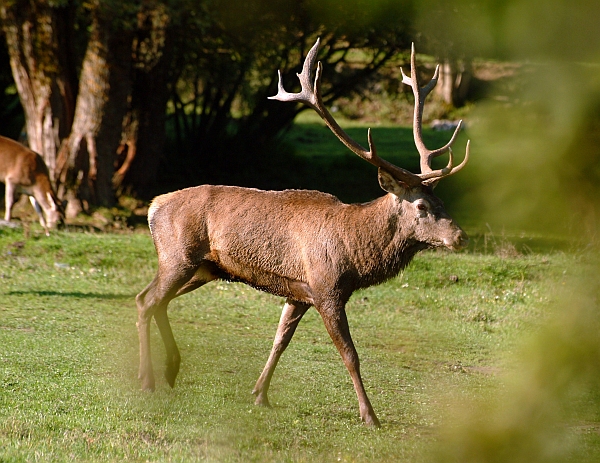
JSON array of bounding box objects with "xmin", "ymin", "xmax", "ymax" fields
[
  {"xmin": 136, "ymin": 39, "xmax": 470, "ymax": 427},
  {"xmin": 0, "ymin": 135, "xmax": 63, "ymax": 235}
]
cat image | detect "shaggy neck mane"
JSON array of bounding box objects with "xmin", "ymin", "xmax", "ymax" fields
[{"xmin": 342, "ymin": 194, "xmax": 428, "ymax": 289}]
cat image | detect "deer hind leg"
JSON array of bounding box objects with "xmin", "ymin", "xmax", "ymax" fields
[
  {"xmin": 253, "ymin": 299, "xmax": 310, "ymax": 407},
  {"xmin": 316, "ymin": 302, "xmax": 380, "ymax": 427},
  {"xmin": 136, "ymin": 263, "xmax": 218, "ymax": 391}
]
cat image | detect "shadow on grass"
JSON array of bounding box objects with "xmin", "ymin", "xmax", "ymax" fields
[{"xmin": 7, "ymin": 290, "xmax": 135, "ymax": 299}]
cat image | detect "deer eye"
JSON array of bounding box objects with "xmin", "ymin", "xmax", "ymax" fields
[{"xmin": 416, "ymin": 202, "xmax": 428, "ymax": 211}]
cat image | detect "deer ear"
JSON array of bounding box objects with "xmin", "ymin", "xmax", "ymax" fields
[{"xmin": 378, "ymin": 168, "xmax": 410, "ymax": 195}]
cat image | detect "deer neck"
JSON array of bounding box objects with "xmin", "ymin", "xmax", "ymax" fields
[{"xmin": 344, "ymin": 194, "xmax": 426, "ymax": 287}]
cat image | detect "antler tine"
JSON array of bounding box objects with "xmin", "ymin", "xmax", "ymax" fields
[
  {"xmin": 420, "ymin": 140, "xmax": 471, "ymax": 186},
  {"xmin": 270, "ymin": 38, "xmax": 424, "ymax": 187},
  {"xmin": 419, "ymin": 147, "xmax": 454, "ymax": 181},
  {"xmin": 270, "ymin": 38, "xmax": 321, "ymax": 108},
  {"xmin": 401, "ymin": 43, "xmax": 469, "ymax": 181}
]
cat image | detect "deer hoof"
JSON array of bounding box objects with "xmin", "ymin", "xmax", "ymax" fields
[
  {"xmin": 164, "ymin": 368, "xmax": 178, "ymax": 389},
  {"xmin": 140, "ymin": 374, "xmax": 155, "ymax": 392},
  {"xmin": 362, "ymin": 414, "xmax": 381, "ymax": 428},
  {"xmin": 252, "ymin": 391, "xmax": 271, "ymax": 408},
  {"xmin": 141, "ymin": 382, "xmax": 155, "ymax": 392}
]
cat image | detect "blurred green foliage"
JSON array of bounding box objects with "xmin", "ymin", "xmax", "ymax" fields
[
  {"xmin": 416, "ymin": 1, "xmax": 600, "ymax": 462},
  {"xmin": 422, "ymin": 0, "xmax": 600, "ymax": 237}
]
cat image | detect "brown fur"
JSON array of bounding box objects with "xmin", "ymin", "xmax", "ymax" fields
[
  {"xmin": 136, "ymin": 172, "xmax": 468, "ymax": 427},
  {"xmin": 0, "ymin": 135, "xmax": 63, "ymax": 234},
  {"xmin": 137, "ymin": 38, "xmax": 471, "ymax": 427}
]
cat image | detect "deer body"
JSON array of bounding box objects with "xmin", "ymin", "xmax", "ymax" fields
[
  {"xmin": 0, "ymin": 135, "xmax": 63, "ymax": 234},
  {"xmin": 147, "ymin": 184, "xmax": 446, "ymax": 303},
  {"xmin": 137, "ymin": 39, "xmax": 471, "ymax": 427}
]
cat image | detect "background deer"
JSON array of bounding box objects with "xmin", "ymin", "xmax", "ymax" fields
[
  {"xmin": 0, "ymin": 135, "xmax": 63, "ymax": 235},
  {"xmin": 136, "ymin": 39, "xmax": 470, "ymax": 427}
]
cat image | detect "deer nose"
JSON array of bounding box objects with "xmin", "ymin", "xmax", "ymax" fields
[
  {"xmin": 457, "ymin": 229, "xmax": 469, "ymax": 249},
  {"xmin": 443, "ymin": 228, "xmax": 469, "ymax": 250}
]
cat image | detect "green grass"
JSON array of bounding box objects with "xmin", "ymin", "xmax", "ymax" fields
[
  {"xmin": 1, "ymin": 116, "xmax": 598, "ymax": 461},
  {"xmin": 1, "ymin": 224, "xmax": 596, "ymax": 462}
]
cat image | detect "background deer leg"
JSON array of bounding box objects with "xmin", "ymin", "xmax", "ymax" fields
[
  {"xmin": 317, "ymin": 303, "xmax": 380, "ymax": 427},
  {"xmin": 4, "ymin": 180, "xmax": 15, "ymax": 221},
  {"xmin": 253, "ymin": 299, "xmax": 310, "ymax": 406},
  {"xmin": 28, "ymin": 196, "xmax": 49, "ymax": 234}
]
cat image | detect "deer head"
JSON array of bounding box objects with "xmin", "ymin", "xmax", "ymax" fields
[{"xmin": 270, "ymin": 38, "xmax": 470, "ymax": 251}]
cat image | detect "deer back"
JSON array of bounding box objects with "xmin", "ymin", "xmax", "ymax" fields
[
  {"xmin": 0, "ymin": 136, "xmax": 40, "ymax": 185},
  {"xmin": 148, "ymin": 182, "xmax": 459, "ymax": 304}
]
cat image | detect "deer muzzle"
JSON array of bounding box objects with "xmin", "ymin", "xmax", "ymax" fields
[{"xmin": 443, "ymin": 227, "xmax": 469, "ymax": 251}]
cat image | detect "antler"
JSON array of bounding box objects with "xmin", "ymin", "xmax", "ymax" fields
[
  {"xmin": 401, "ymin": 44, "xmax": 470, "ymax": 184},
  {"xmin": 270, "ymin": 38, "xmax": 424, "ymax": 188}
]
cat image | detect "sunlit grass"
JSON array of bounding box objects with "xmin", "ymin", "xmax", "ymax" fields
[{"xmin": 1, "ymin": 224, "xmax": 593, "ymax": 462}]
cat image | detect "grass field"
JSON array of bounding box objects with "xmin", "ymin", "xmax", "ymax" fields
[
  {"xmin": 1, "ymin": 117, "xmax": 599, "ymax": 462},
  {"xmin": 1, "ymin": 221, "xmax": 598, "ymax": 462}
]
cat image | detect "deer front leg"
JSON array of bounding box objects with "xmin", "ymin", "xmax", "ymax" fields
[
  {"xmin": 253, "ymin": 299, "xmax": 310, "ymax": 407},
  {"xmin": 28, "ymin": 196, "xmax": 49, "ymax": 235},
  {"xmin": 154, "ymin": 307, "xmax": 181, "ymax": 388},
  {"xmin": 317, "ymin": 303, "xmax": 380, "ymax": 427}
]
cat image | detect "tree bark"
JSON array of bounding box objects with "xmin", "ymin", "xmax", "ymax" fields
[
  {"xmin": 2, "ymin": 1, "xmax": 134, "ymax": 212},
  {"xmin": 57, "ymin": 12, "xmax": 133, "ymax": 210},
  {"xmin": 0, "ymin": 2, "xmax": 76, "ymax": 179},
  {"xmin": 115, "ymin": 4, "xmax": 171, "ymax": 199},
  {"xmin": 435, "ymin": 59, "xmax": 473, "ymax": 108}
]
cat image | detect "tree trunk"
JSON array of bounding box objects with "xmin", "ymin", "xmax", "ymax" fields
[
  {"xmin": 128, "ymin": 61, "xmax": 169, "ymax": 198},
  {"xmin": 57, "ymin": 13, "xmax": 133, "ymax": 211},
  {"xmin": 116, "ymin": 4, "xmax": 171, "ymax": 199},
  {"xmin": 435, "ymin": 59, "xmax": 473, "ymax": 108},
  {"xmin": 0, "ymin": 2, "xmax": 76, "ymax": 179},
  {"xmin": 2, "ymin": 1, "xmax": 133, "ymax": 212}
]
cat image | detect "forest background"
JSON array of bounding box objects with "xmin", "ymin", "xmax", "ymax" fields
[
  {"xmin": 0, "ymin": 0, "xmax": 596, "ymax": 239},
  {"xmin": 1, "ymin": 1, "xmax": 600, "ymax": 461}
]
